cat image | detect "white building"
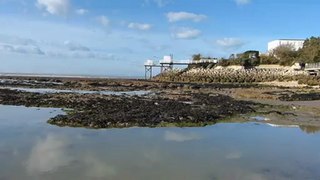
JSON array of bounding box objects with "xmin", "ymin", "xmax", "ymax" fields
[{"xmin": 268, "ymin": 39, "xmax": 304, "ymax": 52}]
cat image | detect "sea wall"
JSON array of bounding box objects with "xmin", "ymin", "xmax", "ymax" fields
[{"xmin": 155, "ymin": 67, "xmax": 311, "ymax": 84}]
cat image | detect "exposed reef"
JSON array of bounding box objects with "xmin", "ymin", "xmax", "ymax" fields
[{"xmin": 0, "ymin": 88, "xmax": 260, "ymax": 128}]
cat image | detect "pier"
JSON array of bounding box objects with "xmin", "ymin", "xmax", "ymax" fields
[
  {"xmin": 144, "ymin": 56, "xmax": 217, "ymax": 79},
  {"xmin": 305, "ymin": 62, "xmax": 320, "ymax": 76}
]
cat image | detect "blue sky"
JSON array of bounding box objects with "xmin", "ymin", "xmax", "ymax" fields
[{"xmin": 0, "ymin": 0, "xmax": 319, "ymax": 76}]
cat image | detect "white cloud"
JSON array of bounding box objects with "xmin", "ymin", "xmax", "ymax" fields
[
  {"xmin": 0, "ymin": 35, "xmax": 45, "ymax": 55},
  {"xmin": 172, "ymin": 27, "xmax": 201, "ymax": 39},
  {"xmin": 98, "ymin": 15, "xmax": 110, "ymax": 27},
  {"xmin": 128, "ymin": 22, "xmax": 152, "ymax": 31},
  {"xmin": 144, "ymin": 0, "xmax": 172, "ymax": 7},
  {"xmin": 166, "ymin": 12, "xmax": 207, "ymax": 23},
  {"xmin": 0, "ymin": 43, "xmax": 45, "ymax": 55},
  {"xmin": 235, "ymin": 0, "xmax": 251, "ymax": 5},
  {"xmin": 36, "ymin": 0, "xmax": 70, "ymax": 16},
  {"xmin": 216, "ymin": 38, "xmax": 245, "ymax": 50},
  {"xmin": 46, "ymin": 49, "xmax": 117, "ymax": 60},
  {"xmin": 164, "ymin": 131, "xmax": 201, "ymax": 142},
  {"xmin": 64, "ymin": 41, "xmax": 90, "ymax": 51},
  {"xmin": 75, "ymin": 8, "xmax": 88, "ymax": 15},
  {"xmin": 0, "ymin": 34, "xmax": 37, "ymax": 46},
  {"xmin": 0, "ymin": 35, "xmax": 117, "ymax": 59}
]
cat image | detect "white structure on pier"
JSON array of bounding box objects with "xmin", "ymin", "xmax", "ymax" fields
[
  {"xmin": 268, "ymin": 39, "xmax": 304, "ymax": 52},
  {"xmin": 160, "ymin": 55, "xmax": 173, "ymax": 64},
  {"xmin": 144, "ymin": 59, "xmax": 155, "ymax": 66}
]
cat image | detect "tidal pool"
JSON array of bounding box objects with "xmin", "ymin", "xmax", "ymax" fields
[{"xmin": 0, "ymin": 105, "xmax": 320, "ymax": 180}]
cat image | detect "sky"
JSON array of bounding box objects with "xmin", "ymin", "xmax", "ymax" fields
[{"xmin": 0, "ymin": 0, "xmax": 319, "ymax": 76}]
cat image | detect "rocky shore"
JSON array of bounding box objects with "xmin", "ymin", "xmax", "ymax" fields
[
  {"xmin": 0, "ymin": 88, "xmax": 260, "ymax": 128},
  {"xmin": 1, "ymin": 76, "xmax": 320, "ymax": 129},
  {"xmin": 0, "ymin": 75, "xmax": 259, "ymax": 91}
]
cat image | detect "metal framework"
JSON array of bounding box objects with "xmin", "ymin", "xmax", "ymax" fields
[
  {"xmin": 144, "ymin": 58, "xmax": 219, "ymax": 79},
  {"xmin": 144, "ymin": 62, "xmax": 196, "ymax": 79}
]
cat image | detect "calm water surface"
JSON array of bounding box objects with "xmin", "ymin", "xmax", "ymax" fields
[{"xmin": 0, "ymin": 105, "xmax": 320, "ymax": 180}]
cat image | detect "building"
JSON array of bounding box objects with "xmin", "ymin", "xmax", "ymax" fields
[{"xmin": 268, "ymin": 39, "xmax": 304, "ymax": 52}]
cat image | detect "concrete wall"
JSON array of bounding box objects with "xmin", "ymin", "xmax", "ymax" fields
[
  {"xmin": 215, "ymin": 65, "xmax": 244, "ymax": 70},
  {"xmin": 268, "ymin": 39, "xmax": 304, "ymax": 52},
  {"xmin": 257, "ymin": 63, "xmax": 302, "ymax": 70}
]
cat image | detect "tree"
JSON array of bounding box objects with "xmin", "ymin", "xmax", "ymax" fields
[
  {"xmin": 271, "ymin": 44, "xmax": 298, "ymax": 66},
  {"xmin": 234, "ymin": 50, "xmax": 261, "ymax": 68},
  {"xmin": 299, "ymin": 37, "xmax": 320, "ymax": 63},
  {"xmin": 192, "ymin": 54, "xmax": 202, "ymax": 61},
  {"xmin": 218, "ymin": 58, "xmax": 231, "ymax": 67},
  {"xmin": 260, "ymin": 54, "xmax": 279, "ymax": 64}
]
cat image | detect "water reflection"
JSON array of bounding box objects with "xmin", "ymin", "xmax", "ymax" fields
[
  {"xmin": 0, "ymin": 105, "xmax": 320, "ymax": 179},
  {"xmin": 26, "ymin": 134, "xmax": 118, "ymax": 179},
  {"xmin": 266, "ymin": 123, "xmax": 299, "ymax": 128},
  {"xmin": 164, "ymin": 131, "xmax": 202, "ymax": 142},
  {"xmin": 225, "ymin": 151, "xmax": 242, "ymax": 160},
  {"xmin": 83, "ymin": 155, "xmax": 117, "ymax": 179},
  {"xmin": 26, "ymin": 134, "xmax": 71, "ymax": 174},
  {"xmin": 299, "ymin": 125, "xmax": 320, "ymax": 134}
]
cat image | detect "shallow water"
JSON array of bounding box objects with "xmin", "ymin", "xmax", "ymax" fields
[
  {"xmin": 0, "ymin": 105, "xmax": 320, "ymax": 180},
  {"xmin": 0, "ymin": 87, "xmax": 150, "ymax": 96}
]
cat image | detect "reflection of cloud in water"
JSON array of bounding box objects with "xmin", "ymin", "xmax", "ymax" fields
[
  {"xmin": 84, "ymin": 155, "xmax": 117, "ymax": 179},
  {"xmin": 225, "ymin": 152, "xmax": 242, "ymax": 160},
  {"xmin": 26, "ymin": 134, "xmax": 71, "ymax": 174},
  {"xmin": 143, "ymin": 149, "xmax": 164, "ymax": 163},
  {"xmin": 164, "ymin": 131, "xmax": 201, "ymax": 142},
  {"xmin": 216, "ymin": 170, "xmax": 268, "ymax": 180},
  {"xmin": 266, "ymin": 123, "xmax": 299, "ymax": 128}
]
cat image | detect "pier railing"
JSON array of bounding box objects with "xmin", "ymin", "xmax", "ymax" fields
[{"xmin": 305, "ymin": 62, "xmax": 320, "ymax": 70}]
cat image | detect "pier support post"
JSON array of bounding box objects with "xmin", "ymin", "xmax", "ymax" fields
[
  {"xmin": 145, "ymin": 65, "xmax": 153, "ymax": 79},
  {"xmin": 160, "ymin": 63, "xmax": 173, "ymax": 73}
]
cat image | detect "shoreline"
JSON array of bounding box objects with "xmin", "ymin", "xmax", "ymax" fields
[
  {"xmin": 1, "ymin": 76, "xmax": 320, "ymax": 128},
  {"xmin": 0, "ymin": 73, "xmax": 144, "ymax": 80}
]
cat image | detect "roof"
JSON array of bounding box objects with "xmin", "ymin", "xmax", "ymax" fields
[{"xmin": 273, "ymin": 39, "xmax": 305, "ymax": 41}]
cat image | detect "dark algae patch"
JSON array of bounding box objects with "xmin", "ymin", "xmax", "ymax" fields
[
  {"xmin": 0, "ymin": 89, "xmax": 259, "ymax": 128},
  {"xmin": 280, "ymin": 92, "xmax": 320, "ymax": 101},
  {"xmin": 264, "ymin": 90, "xmax": 320, "ymax": 101},
  {"xmin": 48, "ymin": 93, "xmax": 259, "ymax": 128}
]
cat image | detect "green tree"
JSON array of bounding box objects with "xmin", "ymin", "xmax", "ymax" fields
[
  {"xmin": 271, "ymin": 44, "xmax": 298, "ymax": 66},
  {"xmin": 192, "ymin": 53, "xmax": 202, "ymax": 61},
  {"xmin": 260, "ymin": 54, "xmax": 279, "ymax": 64},
  {"xmin": 299, "ymin": 37, "xmax": 320, "ymax": 63}
]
